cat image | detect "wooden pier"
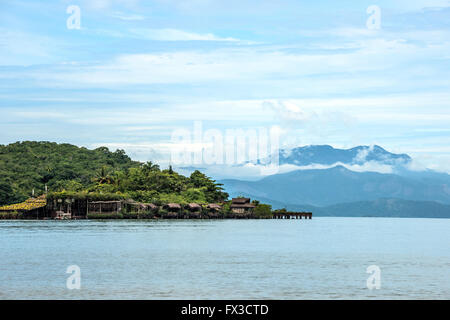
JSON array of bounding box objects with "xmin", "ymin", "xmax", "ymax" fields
[
  {"xmin": 272, "ymin": 212, "xmax": 312, "ymax": 219},
  {"xmin": 1, "ymin": 196, "xmax": 313, "ymax": 220}
]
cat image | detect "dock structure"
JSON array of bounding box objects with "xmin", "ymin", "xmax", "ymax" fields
[
  {"xmin": 272, "ymin": 212, "xmax": 312, "ymax": 219},
  {"xmin": 1, "ymin": 195, "xmax": 313, "ymax": 220},
  {"xmin": 87, "ymin": 200, "xmax": 122, "ymax": 216}
]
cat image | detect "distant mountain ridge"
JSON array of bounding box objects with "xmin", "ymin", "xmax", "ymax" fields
[
  {"xmin": 189, "ymin": 144, "xmax": 450, "ymax": 218},
  {"xmin": 176, "ymin": 144, "xmax": 414, "ymax": 180},
  {"xmin": 221, "ymin": 165, "xmax": 450, "ymax": 207},
  {"xmin": 217, "ymin": 187, "xmax": 450, "ymax": 218},
  {"xmin": 318, "ymin": 198, "xmax": 450, "ymax": 218},
  {"xmin": 258, "ymin": 144, "xmax": 411, "ymax": 166},
  {"xmin": 280, "ymin": 198, "xmax": 450, "ymax": 219}
]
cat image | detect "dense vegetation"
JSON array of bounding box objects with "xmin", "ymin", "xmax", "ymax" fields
[{"xmin": 0, "ymin": 141, "xmax": 228, "ymax": 206}]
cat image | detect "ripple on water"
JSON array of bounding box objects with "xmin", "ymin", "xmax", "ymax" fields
[{"xmin": 0, "ymin": 218, "xmax": 449, "ymax": 299}]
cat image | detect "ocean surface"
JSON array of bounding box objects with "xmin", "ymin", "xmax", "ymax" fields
[{"xmin": 0, "ymin": 217, "xmax": 449, "ymax": 300}]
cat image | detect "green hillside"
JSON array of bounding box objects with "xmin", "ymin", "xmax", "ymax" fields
[
  {"xmin": 0, "ymin": 141, "xmax": 139, "ymax": 204},
  {"xmin": 0, "ymin": 141, "xmax": 228, "ymax": 206}
]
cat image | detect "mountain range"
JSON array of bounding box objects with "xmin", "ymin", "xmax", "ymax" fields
[
  {"xmin": 219, "ymin": 145, "xmax": 450, "ymax": 218},
  {"xmin": 262, "ymin": 144, "xmax": 411, "ymax": 166}
]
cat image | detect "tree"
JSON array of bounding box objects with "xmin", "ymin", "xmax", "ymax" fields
[
  {"xmin": 92, "ymin": 166, "xmax": 113, "ymax": 185},
  {"xmin": 189, "ymin": 170, "xmax": 229, "ymax": 202},
  {"xmin": 142, "ymin": 161, "xmax": 160, "ymax": 174},
  {"xmin": 253, "ymin": 204, "xmax": 273, "ymax": 218},
  {"xmin": 0, "ymin": 141, "xmax": 233, "ymax": 207},
  {"xmin": 64, "ymin": 180, "xmax": 83, "ymax": 192},
  {"xmin": 0, "ymin": 141, "xmax": 140, "ymax": 203},
  {"xmin": 0, "ymin": 181, "xmax": 16, "ymax": 205}
]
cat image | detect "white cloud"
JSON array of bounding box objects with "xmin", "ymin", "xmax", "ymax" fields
[
  {"xmin": 414, "ymin": 128, "xmax": 450, "ymax": 132},
  {"xmin": 129, "ymin": 28, "xmax": 239, "ymax": 41},
  {"xmin": 110, "ymin": 12, "xmax": 145, "ymax": 20},
  {"xmin": 13, "ymin": 111, "xmax": 71, "ymax": 119},
  {"xmin": 81, "ymin": 0, "xmax": 141, "ymax": 10},
  {"xmin": 354, "ymin": 145, "xmax": 374, "ymax": 163},
  {"xmin": 21, "ymin": 27, "xmax": 449, "ymax": 88},
  {"xmin": 181, "ymin": 161, "xmax": 397, "ymax": 180},
  {"xmin": 0, "ymin": 29, "xmax": 55, "ymax": 66},
  {"xmin": 406, "ymin": 155, "xmax": 450, "ymax": 174}
]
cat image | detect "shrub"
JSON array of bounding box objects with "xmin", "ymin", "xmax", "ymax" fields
[
  {"xmin": 158, "ymin": 209, "xmax": 168, "ymax": 217},
  {"xmin": 0, "ymin": 211, "xmax": 23, "ymax": 219},
  {"xmin": 254, "ymin": 204, "xmax": 273, "ymax": 219}
]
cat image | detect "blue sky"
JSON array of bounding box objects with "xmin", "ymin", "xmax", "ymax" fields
[{"xmin": 1, "ymin": 0, "xmax": 450, "ymax": 172}]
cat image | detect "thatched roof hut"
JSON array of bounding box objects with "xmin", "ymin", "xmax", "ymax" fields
[
  {"xmin": 141, "ymin": 203, "xmax": 158, "ymax": 211},
  {"xmin": 231, "ymin": 197, "xmax": 250, "ymax": 204},
  {"xmin": 230, "ymin": 198, "xmax": 255, "ymax": 213},
  {"xmin": 0, "ymin": 197, "xmax": 47, "ymax": 212},
  {"xmin": 206, "ymin": 203, "xmax": 222, "ymax": 211},
  {"xmin": 0, "ymin": 196, "xmax": 47, "ymax": 219},
  {"xmin": 163, "ymin": 203, "xmax": 181, "ymax": 211},
  {"xmin": 186, "ymin": 203, "xmax": 202, "ymax": 211},
  {"xmin": 230, "ymin": 198, "xmax": 255, "ymax": 208},
  {"xmin": 123, "ymin": 200, "xmax": 158, "ymax": 213},
  {"xmin": 149, "ymin": 203, "xmax": 158, "ymax": 210}
]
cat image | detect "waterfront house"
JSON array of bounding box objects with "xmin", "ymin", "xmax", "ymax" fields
[
  {"xmin": 134, "ymin": 203, "xmax": 158, "ymax": 213},
  {"xmin": 185, "ymin": 203, "xmax": 202, "ymax": 218},
  {"xmin": 145, "ymin": 203, "xmax": 158, "ymax": 212},
  {"xmin": 124, "ymin": 200, "xmax": 158, "ymax": 214},
  {"xmin": 87, "ymin": 200, "xmax": 122, "ymax": 215},
  {"xmin": 163, "ymin": 203, "xmax": 181, "ymax": 218},
  {"xmin": 230, "ymin": 198, "xmax": 255, "ymax": 214},
  {"xmin": 206, "ymin": 203, "xmax": 222, "ymax": 218},
  {"xmin": 164, "ymin": 203, "xmax": 182, "ymax": 211},
  {"xmin": 206, "ymin": 203, "xmax": 222, "ymax": 211},
  {"xmin": 0, "ymin": 195, "xmax": 47, "ymax": 219},
  {"xmin": 186, "ymin": 203, "xmax": 202, "ymax": 212}
]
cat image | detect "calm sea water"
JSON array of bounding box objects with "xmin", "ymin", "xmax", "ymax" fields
[{"xmin": 0, "ymin": 217, "xmax": 449, "ymax": 300}]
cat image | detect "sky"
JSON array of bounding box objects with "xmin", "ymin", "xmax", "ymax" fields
[{"xmin": 1, "ymin": 0, "xmax": 450, "ymax": 172}]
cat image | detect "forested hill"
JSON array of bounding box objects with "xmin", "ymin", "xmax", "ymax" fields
[
  {"xmin": 0, "ymin": 141, "xmax": 140, "ymax": 204},
  {"xmin": 0, "ymin": 141, "xmax": 228, "ymax": 206}
]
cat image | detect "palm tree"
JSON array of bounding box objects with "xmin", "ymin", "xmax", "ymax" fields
[
  {"xmin": 92, "ymin": 166, "xmax": 113, "ymax": 184},
  {"xmin": 110, "ymin": 171, "xmax": 127, "ymax": 191},
  {"xmin": 142, "ymin": 161, "xmax": 160, "ymax": 174}
]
